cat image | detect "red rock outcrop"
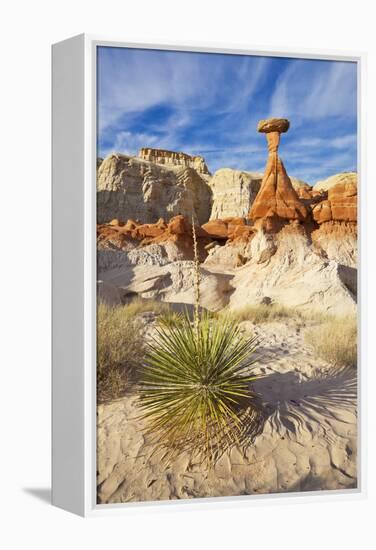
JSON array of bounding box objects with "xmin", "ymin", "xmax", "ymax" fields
[
  {"xmin": 310, "ymin": 179, "xmax": 357, "ymax": 267},
  {"xmin": 249, "ymin": 118, "xmax": 308, "ymax": 231},
  {"xmin": 131, "ymin": 219, "xmax": 167, "ymax": 239},
  {"xmin": 97, "ymin": 215, "xmax": 214, "ymax": 263},
  {"xmin": 328, "ymin": 182, "xmax": 357, "ymax": 222},
  {"xmin": 97, "ymin": 224, "xmax": 136, "ymax": 251},
  {"xmin": 312, "ymin": 181, "xmax": 357, "ymax": 224},
  {"xmin": 167, "ymin": 215, "xmax": 186, "ymax": 235},
  {"xmin": 98, "ymin": 215, "xmax": 201, "ymax": 246},
  {"xmin": 228, "ymin": 224, "xmax": 255, "ymax": 242},
  {"xmin": 201, "ymin": 219, "xmax": 230, "ymax": 239},
  {"xmin": 97, "ymin": 213, "xmax": 257, "ymax": 261},
  {"xmin": 201, "ymin": 217, "xmax": 254, "ymax": 241}
]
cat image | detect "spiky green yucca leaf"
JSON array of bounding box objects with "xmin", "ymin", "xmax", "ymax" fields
[{"xmin": 138, "ymin": 310, "xmax": 260, "ymax": 463}]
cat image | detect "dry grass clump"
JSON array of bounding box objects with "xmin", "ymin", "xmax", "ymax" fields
[
  {"xmin": 97, "ymin": 298, "xmax": 175, "ymax": 402},
  {"xmin": 97, "ymin": 301, "xmax": 145, "ymax": 402},
  {"xmin": 225, "ymin": 303, "xmax": 299, "ymax": 324},
  {"xmin": 121, "ymin": 297, "xmax": 170, "ymax": 317},
  {"xmin": 304, "ymin": 315, "xmax": 357, "ymax": 367}
]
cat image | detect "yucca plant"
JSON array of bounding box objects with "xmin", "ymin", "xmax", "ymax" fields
[
  {"xmin": 138, "ymin": 311, "xmax": 259, "ymax": 463},
  {"xmin": 137, "ymin": 218, "xmax": 261, "ymax": 464}
]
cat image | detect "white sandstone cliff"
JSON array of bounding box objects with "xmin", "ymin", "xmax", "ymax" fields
[{"xmin": 97, "ymin": 153, "xmax": 212, "ymax": 224}]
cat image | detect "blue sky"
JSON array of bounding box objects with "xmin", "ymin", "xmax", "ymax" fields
[{"xmin": 97, "ymin": 47, "xmax": 357, "ymax": 184}]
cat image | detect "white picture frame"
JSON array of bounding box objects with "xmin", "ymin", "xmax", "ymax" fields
[{"xmin": 52, "ymin": 34, "xmax": 366, "ymax": 517}]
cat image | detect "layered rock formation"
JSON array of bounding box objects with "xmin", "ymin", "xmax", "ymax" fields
[
  {"xmin": 311, "ymin": 222, "xmax": 357, "ymax": 267},
  {"xmin": 200, "ymin": 119, "xmax": 358, "ymax": 307},
  {"xmin": 97, "ymin": 215, "xmax": 211, "ymax": 266},
  {"xmin": 98, "ymin": 215, "xmax": 197, "ymax": 245},
  {"xmin": 97, "ymin": 215, "xmax": 233, "ymax": 311},
  {"xmin": 97, "ymin": 145, "xmax": 315, "ymax": 228},
  {"xmin": 312, "ymin": 180, "xmax": 357, "ymax": 224},
  {"xmin": 99, "ymin": 215, "xmax": 256, "ymax": 253},
  {"xmin": 139, "ymin": 148, "xmax": 210, "ymax": 175},
  {"xmin": 207, "ymin": 168, "xmax": 311, "ymax": 220},
  {"xmin": 96, "ymin": 123, "xmax": 357, "ymax": 315},
  {"xmin": 310, "ymin": 177, "xmax": 357, "ymax": 267},
  {"xmin": 209, "ymin": 169, "xmax": 263, "ymax": 219},
  {"xmin": 228, "ymin": 224, "xmax": 356, "ymax": 315},
  {"xmin": 97, "ymin": 153, "xmax": 212, "ymax": 225},
  {"xmin": 313, "ymin": 171, "xmax": 357, "ymax": 192},
  {"xmin": 249, "ymin": 118, "xmax": 308, "ymax": 231},
  {"xmin": 98, "ymin": 213, "xmax": 357, "ymax": 314}
]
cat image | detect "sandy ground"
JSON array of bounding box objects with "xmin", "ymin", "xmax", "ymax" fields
[{"xmin": 97, "ymin": 319, "xmax": 357, "ymax": 504}]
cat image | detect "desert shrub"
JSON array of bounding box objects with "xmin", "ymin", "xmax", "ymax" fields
[
  {"xmin": 97, "ymin": 301, "xmax": 145, "ymax": 402},
  {"xmin": 138, "ymin": 310, "xmax": 260, "ymax": 464},
  {"xmin": 304, "ymin": 315, "xmax": 357, "ymax": 367}
]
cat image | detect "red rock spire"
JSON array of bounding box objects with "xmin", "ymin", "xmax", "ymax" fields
[{"xmin": 249, "ymin": 118, "xmax": 307, "ymax": 231}]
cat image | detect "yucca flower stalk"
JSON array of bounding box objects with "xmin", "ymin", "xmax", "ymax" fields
[
  {"xmin": 191, "ymin": 215, "xmax": 201, "ymax": 339},
  {"xmin": 138, "ymin": 216, "xmax": 261, "ymax": 464}
]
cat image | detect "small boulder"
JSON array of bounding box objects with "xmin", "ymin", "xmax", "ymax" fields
[
  {"xmin": 257, "ymin": 118, "xmax": 290, "ymax": 133},
  {"xmin": 201, "ymin": 219, "xmax": 229, "ymax": 239}
]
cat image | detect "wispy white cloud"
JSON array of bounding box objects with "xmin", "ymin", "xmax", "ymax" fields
[
  {"xmin": 217, "ymin": 56, "xmax": 271, "ymax": 115},
  {"xmin": 289, "ymin": 134, "xmax": 355, "ymax": 149},
  {"xmin": 284, "ymin": 148, "xmax": 356, "ymax": 184},
  {"xmin": 98, "ymin": 48, "xmax": 270, "ymax": 134},
  {"xmin": 98, "ymin": 49, "xmax": 205, "ymax": 131},
  {"xmin": 101, "ymin": 131, "xmax": 159, "ymax": 158},
  {"xmin": 330, "ymin": 133, "xmax": 357, "ymax": 149},
  {"xmin": 269, "ymin": 59, "xmax": 357, "ymax": 122}
]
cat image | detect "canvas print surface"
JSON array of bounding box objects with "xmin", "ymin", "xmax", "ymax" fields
[{"xmin": 96, "ymin": 46, "xmax": 358, "ymax": 504}]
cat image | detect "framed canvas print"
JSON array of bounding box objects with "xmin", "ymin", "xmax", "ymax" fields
[{"xmin": 52, "ymin": 35, "xmax": 365, "ymax": 516}]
